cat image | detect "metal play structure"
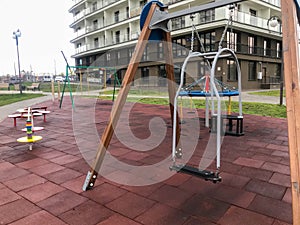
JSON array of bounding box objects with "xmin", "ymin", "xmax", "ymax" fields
[
  {"xmin": 171, "ymin": 49, "xmax": 243, "ymax": 182},
  {"xmin": 82, "ymin": 0, "xmax": 300, "ymax": 223},
  {"xmin": 59, "ymin": 64, "xmax": 120, "ymax": 109},
  {"xmin": 83, "ymin": 0, "xmax": 245, "ymax": 189}
]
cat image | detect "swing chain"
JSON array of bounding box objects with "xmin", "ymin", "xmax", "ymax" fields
[
  {"xmin": 218, "ymin": 4, "xmax": 236, "ymax": 50},
  {"xmin": 190, "ymin": 14, "xmax": 196, "ymax": 52}
]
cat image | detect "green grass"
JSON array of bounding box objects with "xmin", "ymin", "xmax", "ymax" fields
[
  {"xmin": 98, "ymin": 95, "xmax": 287, "ymax": 118},
  {"xmin": 39, "ymin": 82, "xmax": 101, "ymax": 93},
  {"xmin": 102, "ymin": 89, "xmax": 168, "ymax": 97},
  {"xmin": 248, "ymin": 90, "xmax": 286, "ymax": 97},
  {"xmin": 0, "ymin": 93, "xmax": 44, "ymax": 107},
  {"xmin": 1, "ymin": 83, "xmax": 287, "ymax": 118},
  {"xmin": 230, "ymin": 101, "xmax": 286, "ymax": 118},
  {"xmin": 13, "ymin": 82, "xmax": 102, "ymax": 93}
]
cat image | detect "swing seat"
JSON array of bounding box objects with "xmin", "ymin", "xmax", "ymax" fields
[
  {"xmin": 170, "ymin": 164, "xmax": 222, "ymax": 183},
  {"xmin": 210, "ymin": 114, "xmax": 244, "ymax": 136}
]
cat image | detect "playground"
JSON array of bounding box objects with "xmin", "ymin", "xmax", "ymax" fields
[
  {"xmin": 0, "ymin": 97, "xmax": 292, "ymax": 224},
  {"xmin": 0, "ymin": 0, "xmax": 298, "ymax": 224}
]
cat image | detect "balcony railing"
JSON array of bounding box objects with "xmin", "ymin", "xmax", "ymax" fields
[
  {"xmin": 72, "ymin": 0, "xmax": 125, "ymax": 23},
  {"xmin": 74, "ymin": 32, "xmax": 139, "ymax": 54},
  {"xmin": 170, "ymin": 8, "xmax": 281, "ymax": 34},
  {"xmin": 130, "ymin": 6, "xmax": 142, "ymax": 17},
  {"xmin": 72, "ymin": 5, "xmax": 282, "ymax": 55},
  {"xmin": 261, "ymin": 0, "xmax": 281, "ymax": 7},
  {"xmin": 72, "ymin": 0, "xmax": 84, "ymax": 6}
]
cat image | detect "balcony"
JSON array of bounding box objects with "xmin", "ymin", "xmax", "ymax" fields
[
  {"xmin": 72, "ymin": 0, "xmax": 84, "ymax": 5},
  {"xmin": 72, "ymin": 10, "xmax": 133, "ymax": 40},
  {"xmin": 74, "ymin": 32, "xmax": 140, "ymax": 55},
  {"xmin": 170, "ymin": 8, "xmax": 281, "ymax": 34},
  {"xmin": 130, "ymin": 6, "xmax": 142, "ymax": 17},
  {"xmin": 261, "ymin": 0, "xmax": 281, "ymax": 7},
  {"xmin": 71, "ymin": 0, "xmax": 124, "ymax": 24}
]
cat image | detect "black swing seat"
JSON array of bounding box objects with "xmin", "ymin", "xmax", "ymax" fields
[{"xmin": 170, "ymin": 164, "xmax": 222, "ymax": 183}]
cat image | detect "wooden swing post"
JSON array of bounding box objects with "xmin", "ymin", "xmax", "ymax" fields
[
  {"xmin": 82, "ymin": 2, "xmax": 178, "ymax": 190},
  {"xmin": 281, "ymin": 0, "xmax": 300, "ymax": 223}
]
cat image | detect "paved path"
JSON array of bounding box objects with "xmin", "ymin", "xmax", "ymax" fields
[
  {"xmin": 233, "ymin": 90, "xmax": 286, "ymax": 105},
  {"xmin": 0, "ymin": 94, "xmax": 52, "ymax": 123},
  {"xmin": 0, "ymin": 97, "xmax": 291, "ymax": 224}
]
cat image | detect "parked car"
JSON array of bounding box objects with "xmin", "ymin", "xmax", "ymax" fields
[
  {"xmin": 9, "ymin": 77, "xmax": 22, "ymax": 85},
  {"xmin": 43, "ymin": 75, "xmax": 52, "ymax": 82},
  {"xmin": 54, "ymin": 76, "xmax": 64, "ymax": 82}
]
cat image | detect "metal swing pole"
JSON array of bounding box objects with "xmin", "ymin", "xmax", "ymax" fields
[{"xmin": 60, "ymin": 51, "xmax": 75, "ymax": 109}]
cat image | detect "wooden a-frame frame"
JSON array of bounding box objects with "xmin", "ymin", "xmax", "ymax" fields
[
  {"xmin": 82, "ymin": 2, "xmax": 179, "ymax": 190},
  {"xmin": 82, "ymin": 2, "xmax": 300, "ymax": 223},
  {"xmin": 281, "ymin": 0, "xmax": 300, "ymax": 223}
]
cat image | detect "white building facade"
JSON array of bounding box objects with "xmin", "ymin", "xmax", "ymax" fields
[{"xmin": 69, "ymin": 0, "xmax": 282, "ymax": 89}]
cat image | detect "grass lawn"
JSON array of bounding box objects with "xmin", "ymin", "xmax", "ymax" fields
[
  {"xmin": 98, "ymin": 95, "xmax": 287, "ymax": 118},
  {"xmin": 2, "ymin": 83, "xmax": 287, "ymax": 118},
  {"xmin": 39, "ymin": 82, "xmax": 101, "ymax": 93},
  {"xmin": 248, "ymin": 89, "xmax": 286, "ymax": 97},
  {"xmin": 0, "ymin": 93, "xmax": 44, "ymax": 107}
]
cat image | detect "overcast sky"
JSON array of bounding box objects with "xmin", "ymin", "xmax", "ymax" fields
[{"xmin": 0, "ymin": 0, "xmax": 74, "ymax": 76}]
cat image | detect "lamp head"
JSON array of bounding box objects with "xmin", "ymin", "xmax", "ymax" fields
[
  {"xmin": 269, "ymin": 18, "xmax": 279, "ymax": 28},
  {"xmin": 13, "ymin": 29, "xmax": 21, "ymax": 38}
]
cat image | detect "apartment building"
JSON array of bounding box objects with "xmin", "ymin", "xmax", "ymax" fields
[{"xmin": 69, "ymin": 0, "xmax": 282, "ymax": 90}]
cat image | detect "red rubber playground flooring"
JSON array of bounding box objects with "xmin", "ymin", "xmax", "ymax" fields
[{"xmin": 0, "ymin": 97, "xmax": 292, "ymax": 225}]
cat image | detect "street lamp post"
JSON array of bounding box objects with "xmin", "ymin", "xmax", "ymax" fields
[{"xmin": 13, "ymin": 29, "xmax": 22, "ymax": 94}]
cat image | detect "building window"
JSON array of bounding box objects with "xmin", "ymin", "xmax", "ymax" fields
[
  {"xmin": 227, "ymin": 31, "xmax": 237, "ymax": 51},
  {"xmin": 86, "ymin": 57, "xmax": 90, "ymax": 65},
  {"xmin": 248, "ymin": 36, "xmax": 256, "ymax": 54},
  {"xmin": 173, "ymin": 38, "xmax": 187, "ymax": 57},
  {"xmin": 174, "ymin": 64, "xmax": 183, "ymax": 85},
  {"xmin": 114, "ymin": 11, "xmax": 119, "ymax": 23},
  {"xmin": 126, "ymin": 7, "xmax": 129, "ymax": 18},
  {"xmin": 116, "ymin": 51, "xmax": 121, "ymax": 64},
  {"xmin": 140, "ymin": 0, "xmax": 147, "ymax": 7},
  {"xmin": 158, "ymin": 65, "xmax": 167, "ymax": 87},
  {"xmin": 198, "ymin": 61, "xmax": 210, "ymax": 79},
  {"xmin": 115, "ymin": 31, "xmax": 120, "ymax": 44},
  {"xmin": 127, "ymin": 27, "xmax": 130, "ymax": 41},
  {"xmin": 249, "ymin": 9, "xmax": 257, "ymax": 25},
  {"xmin": 94, "ymin": 38, "xmax": 99, "ymax": 48},
  {"xmin": 200, "ymin": 31, "xmax": 216, "ymax": 52},
  {"xmin": 264, "ymin": 39, "xmax": 271, "ymax": 56},
  {"xmin": 248, "ymin": 61, "xmax": 257, "ymax": 81},
  {"xmin": 200, "ymin": 9, "xmax": 215, "ymax": 23},
  {"xmin": 142, "ymin": 46, "xmax": 149, "ymax": 61},
  {"xmin": 106, "ymin": 53, "xmax": 111, "ymax": 62},
  {"xmin": 92, "ymin": 2, "xmax": 97, "ymax": 11},
  {"xmin": 158, "ymin": 42, "xmax": 164, "ymax": 59},
  {"xmin": 172, "ymin": 17, "xmax": 185, "ymax": 30},
  {"xmin": 128, "ymin": 48, "xmax": 133, "ymax": 58},
  {"xmin": 227, "ymin": 60, "xmax": 237, "ymax": 81},
  {"xmin": 93, "ymin": 20, "xmax": 98, "ymax": 30},
  {"xmin": 276, "ymin": 42, "xmax": 281, "ymax": 58},
  {"xmin": 275, "ymin": 63, "xmax": 281, "ymax": 80},
  {"xmin": 141, "ymin": 67, "xmax": 149, "ymax": 84}
]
